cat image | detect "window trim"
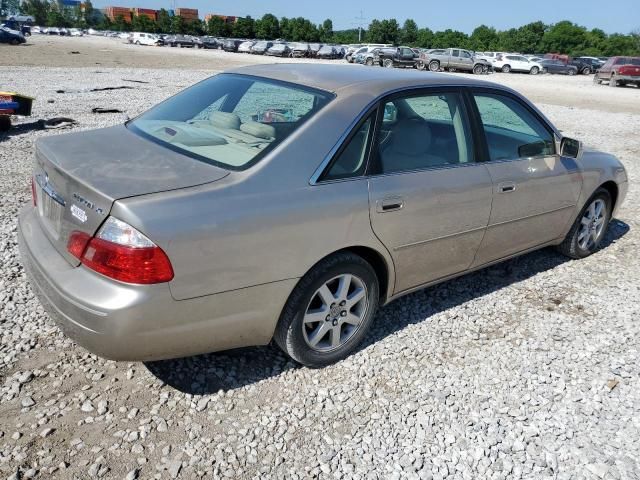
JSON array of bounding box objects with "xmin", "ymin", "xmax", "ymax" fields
[
  {"xmin": 366, "ymin": 87, "xmax": 478, "ymax": 177},
  {"xmin": 317, "ymin": 108, "xmax": 378, "ymax": 183},
  {"xmin": 466, "ymin": 87, "xmax": 558, "ymax": 164}
]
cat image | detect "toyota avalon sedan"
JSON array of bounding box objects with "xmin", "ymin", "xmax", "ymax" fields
[{"xmin": 19, "ymin": 65, "xmax": 628, "ymax": 367}]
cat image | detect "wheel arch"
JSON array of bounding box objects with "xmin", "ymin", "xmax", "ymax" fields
[{"xmin": 599, "ymin": 180, "xmax": 619, "ymax": 212}]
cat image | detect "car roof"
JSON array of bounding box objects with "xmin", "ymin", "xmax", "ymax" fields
[{"xmin": 227, "ymin": 63, "xmax": 498, "ymax": 94}]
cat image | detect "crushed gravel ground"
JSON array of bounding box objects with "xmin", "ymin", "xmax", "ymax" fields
[{"xmin": 0, "ymin": 57, "xmax": 639, "ymax": 480}]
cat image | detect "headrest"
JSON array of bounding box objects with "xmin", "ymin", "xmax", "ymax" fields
[
  {"xmin": 210, "ymin": 111, "xmax": 241, "ymax": 130},
  {"xmin": 240, "ymin": 121, "xmax": 276, "ymax": 140},
  {"xmin": 391, "ymin": 118, "xmax": 432, "ymax": 156}
]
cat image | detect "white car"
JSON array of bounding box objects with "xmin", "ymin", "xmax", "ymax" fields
[
  {"xmin": 493, "ymin": 54, "xmax": 542, "ymax": 74},
  {"xmin": 68, "ymin": 28, "xmax": 83, "ymax": 37},
  {"xmin": 237, "ymin": 41, "xmax": 254, "ymax": 53},
  {"xmin": 129, "ymin": 32, "xmax": 159, "ymax": 46}
]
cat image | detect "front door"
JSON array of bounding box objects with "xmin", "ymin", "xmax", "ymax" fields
[
  {"xmin": 367, "ymin": 90, "xmax": 493, "ymax": 293},
  {"xmin": 469, "ymin": 90, "xmax": 583, "ymax": 266}
]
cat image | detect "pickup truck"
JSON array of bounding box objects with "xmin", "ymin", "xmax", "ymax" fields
[
  {"xmin": 419, "ymin": 48, "xmax": 490, "ymax": 74},
  {"xmin": 594, "ymin": 56, "xmax": 640, "ymax": 88},
  {"xmin": 377, "ymin": 46, "xmax": 419, "ymax": 68}
]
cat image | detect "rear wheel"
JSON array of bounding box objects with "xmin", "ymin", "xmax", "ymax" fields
[
  {"xmin": 274, "ymin": 252, "xmax": 379, "ymax": 368},
  {"xmin": 473, "ymin": 64, "xmax": 484, "ymax": 74},
  {"xmin": 530, "ymin": 66, "xmax": 540, "ymax": 75},
  {"xmin": 582, "ymin": 67, "xmax": 591, "ymax": 75},
  {"xmin": 501, "ymin": 64, "xmax": 511, "ymax": 73},
  {"xmin": 428, "ymin": 60, "xmax": 440, "ymax": 72},
  {"xmin": 416, "ymin": 60, "xmax": 426, "ymax": 71},
  {"xmin": 365, "ymin": 58, "xmax": 373, "ymax": 66},
  {"xmin": 568, "ymin": 68, "xmax": 576, "ymax": 76},
  {"xmin": 557, "ymin": 188, "xmax": 612, "ymax": 259},
  {"xmin": 609, "ymin": 76, "xmax": 618, "ymax": 87},
  {"xmin": 542, "ymin": 67, "xmax": 548, "ymax": 74}
]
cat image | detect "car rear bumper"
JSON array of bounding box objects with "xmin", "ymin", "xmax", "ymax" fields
[
  {"xmin": 614, "ymin": 75, "xmax": 640, "ymax": 82},
  {"xmin": 18, "ymin": 207, "xmax": 297, "ymax": 361}
]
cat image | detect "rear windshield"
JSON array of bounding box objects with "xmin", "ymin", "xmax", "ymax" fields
[{"xmin": 129, "ymin": 74, "xmax": 333, "ymax": 170}]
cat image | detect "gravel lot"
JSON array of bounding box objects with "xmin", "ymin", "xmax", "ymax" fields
[{"xmin": 1, "ymin": 37, "xmax": 639, "ymax": 480}]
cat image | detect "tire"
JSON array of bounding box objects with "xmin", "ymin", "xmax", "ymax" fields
[
  {"xmin": 593, "ymin": 75, "xmax": 602, "ymax": 84},
  {"xmin": 10, "ymin": 39, "xmax": 19, "ymax": 45},
  {"xmin": 542, "ymin": 67, "xmax": 548, "ymax": 74},
  {"xmin": 568, "ymin": 68, "xmax": 576, "ymax": 76},
  {"xmin": 135, "ymin": 41, "xmax": 140, "ymax": 45},
  {"xmin": 473, "ymin": 64, "xmax": 484, "ymax": 75},
  {"xmin": 501, "ymin": 65, "xmax": 511, "ymax": 73},
  {"xmin": 416, "ymin": 60, "xmax": 426, "ymax": 71},
  {"xmin": 530, "ymin": 66, "xmax": 539, "ymax": 75},
  {"xmin": 609, "ymin": 76, "xmax": 617, "ymax": 87},
  {"xmin": 365, "ymin": 58, "xmax": 373, "ymax": 66},
  {"xmin": 383, "ymin": 58, "xmax": 393, "ymax": 68},
  {"xmin": 273, "ymin": 252, "xmax": 380, "ymax": 368},
  {"xmin": 556, "ymin": 188, "xmax": 612, "ymax": 259},
  {"xmin": 582, "ymin": 67, "xmax": 591, "ymax": 75},
  {"xmin": 0, "ymin": 115, "xmax": 11, "ymax": 132},
  {"xmin": 428, "ymin": 60, "xmax": 440, "ymax": 72}
]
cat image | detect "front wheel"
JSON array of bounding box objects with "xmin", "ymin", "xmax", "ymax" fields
[
  {"xmin": 473, "ymin": 64, "xmax": 484, "ymax": 74},
  {"xmin": 383, "ymin": 59, "xmax": 393, "ymax": 68},
  {"xmin": 557, "ymin": 188, "xmax": 612, "ymax": 259},
  {"xmin": 365, "ymin": 58, "xmax": 373, "ymax": 66},
  {"xmin": 582, "ymin": 67, "xmax": 591, "ymax": 75},
  {"xmin": 568, "ymin": 68, "xmax": 576, "ymax": 76},
  {"xmin": 274, "ymin": 252, "xmax": 379, "ymax": 368},
  {"xmin": 530, "ymin": 66, "xmax": 539, "ymax": 75},
  {"xmin": 501, "ymin": 65, "xmax": 511, "ymax": 73}
]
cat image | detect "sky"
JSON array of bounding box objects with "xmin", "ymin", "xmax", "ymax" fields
[{"xmin": 95, "ymin": 0, "xmax": 640, "ymax": 35}]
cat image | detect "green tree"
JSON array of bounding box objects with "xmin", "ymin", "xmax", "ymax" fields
[
  {"xmin": 232, "ymin": 16, "xmax": 255, "ymax": 38},
  {"xmin": 0, "ymin": 0, "xmax": 20, "ymax": 17},
  {"xmin": 156, "ymin": 8, "xmax": 171, "ymax": 33},
  {"xmin": 416, "ymin": 27, "xmax": 434, "ymax": 48},
  {"xmin": 541, "ymin": 20, "xmax": 587, "ymax": 54},
  {"xmin": 20, "ymin": 0, "xmax": 50, "ymax": 25},
  {"xmin": 366, "ymin": 18, "xmax": 399, "ymax": 44},
  {"xmin": 469, "ymin": 25, "xmax": 499, "ymax": 51},
  {"xmin": 602, "ymin": 33, "xmax": 639, "ymax": 56},
  {"xmin": 318, "ymin": 18, "xmax": 333, "ymax": 42},
  {"xmin": 332, "ymin": 28, "xmax": 360, "ymax": 44},
  {"xmin": 255, "ymin": 13, "xmax": 280, "ymax": 39},
  {"xmin": 207, "ymin": 15, "xmax": 226, "ymax": 36},
  {"xmin": 431, "ymin": 29, "xmax": 469, "ymax": 49},
  {"xmin": 112, "ymin": 13, "xmax": 128, "ymax": 31},
  {"xmin": 170, "ymin": 14, "xmax": 186, "ymax": 34},
  {"xmin": 132, "ymin": 14, "xmax": 156, "ymax": 33},
  {"xmin": 400, "ymin": 19, "xmax": 418, "ymax": 45}
]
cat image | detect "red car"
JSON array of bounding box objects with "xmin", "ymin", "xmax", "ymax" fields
[{"xmin": 594, "ymin": 56, "xmax": 640, "ymax": 87}]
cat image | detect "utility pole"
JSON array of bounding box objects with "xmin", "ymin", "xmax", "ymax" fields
[{"xmin": 355, "ymin": 10, "xmax": 365, "ymax": 42}]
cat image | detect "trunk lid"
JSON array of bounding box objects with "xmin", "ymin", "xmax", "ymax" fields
[
  {"xmin": 33, "ymin": 125, "xmax": 229, "ymax": 266},
  {"xmin": 618, "ymin": 65, "xmax": 640, "ymax": 77}
]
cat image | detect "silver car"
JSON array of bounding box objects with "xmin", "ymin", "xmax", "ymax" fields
[{"xmin": 19, "ymin": 65, "xmax": 628, "ymax": 367}]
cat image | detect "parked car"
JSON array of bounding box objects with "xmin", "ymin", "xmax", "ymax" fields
[
  {"xmin": 68, "ymin": 28, "xmax": 83, "ymax": 37},
  {"xmin": 166, "ymin": 35, "xmax": 195, "ymax": 48},
  {"xmin": 235, "ymin": 40, "xmax": 253, "ymax": 53},
  {"xmin": 356, "ymin": 47, "xmax": 383, "ymax": 66},
  {"xmin": 222, "ymin": 39, "xmax": 242, "ymax": 52},
  {"xmin": 129, "ymin": 32, "xmax": 159, "ymax": 46},
  {"xmin": 317, "ymin": 45, "xmax": 340, "ymax": 59},
  {"xmin": 493, "ymin": 54, "xmax": 543, "ymax": 74},
  {"xmin": 309, "ymin": 43, "xmax": 323, "ymax": 57},
  {"xmin": 594, "ymin": 56, "xmax": 640, "ymax": 87},
  {"xmin": 20, "ymin": 65, "xmax": 628, "ymax": 368},
  {"xmin": 378, "ymin": 46, "xmax": 419, "ymax": 68},
  {"xmin": 266, "ymin": 43, "xmax": 291, "ymax": 57},
  {"xmin": 290, "ymin": 42, "xmax": 310, "ymax": 58},
  {"xmin": 251, "ymin": 41, "xmax": 273, "ymax": 55},
  {"xmin": 419, "ymin": 48, "xmax": 491, "ymax": 74},
  {"xmin": 0, "ymin": 26, "xmax": 26, "ymax": 45},
  {"xmin": 575, "ymin": 56, "xmax": 605, "ymax": 72},
  {"xmin": 47, "ymin": 27, "xmax": 59, "ymax": 35},
  {"xmin": 539, "ymin": 59, "xmax": 578, "ymax": 75}
]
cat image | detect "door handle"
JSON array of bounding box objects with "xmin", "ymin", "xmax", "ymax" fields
[
  {"xmin": 498, "ymin": 182, "xmax": 516, "ymax": 193},
  {"xmin": 377, "ymin": 196, "xmax": 404, "ymax": 212}
]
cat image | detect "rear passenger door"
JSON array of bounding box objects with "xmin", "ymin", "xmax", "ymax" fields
[
  {"xmin": 469, "ymin": 90, "xmax": 582, "ymax": 266},
  {"xmin": 367, "ymin": 89, "xmax": 493, "ymax": 293}
]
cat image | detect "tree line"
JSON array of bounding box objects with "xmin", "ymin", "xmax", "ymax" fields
[{"xmin": 14, "ymin": 1, "xmax": 640, "ymax": 56}]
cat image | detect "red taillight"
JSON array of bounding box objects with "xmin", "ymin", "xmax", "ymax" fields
[
  {"xmin": 81, "ymin": 237, "xmax": 174, "ymax": 284},
  {"xmin": 68, "ymin": 217, "xmax": 174, "ymax": 285},
  {"xmin": 67, "ymin": 231, "xmax": 92, "ymax": 259},
  {"xmin": 31, "ymin": 177, "xmax": 37, "ymax": 207}
]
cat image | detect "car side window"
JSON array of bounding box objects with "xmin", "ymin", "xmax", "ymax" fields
[
  {"xmin": 322, "ymin": 115, "xmax": 373, "ymax": 181},
  {"xmin": 473, "ymin": 93, "xmax": 555, "ymax": 161},
  {"xmin": 371, "ymin": 92, "xmax": 473, "ymax": 175}
]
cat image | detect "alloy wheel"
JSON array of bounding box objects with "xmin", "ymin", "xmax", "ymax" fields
[
  {"xmin": 578, "ymin": 199, "xmax": 606, "ymax": 250},
  {"xmin": 302, "ymin": 274, "xmax": 368, "ymax": 352}
]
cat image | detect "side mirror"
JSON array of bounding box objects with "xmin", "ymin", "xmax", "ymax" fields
[{"xmin": 560, "ymin": 137, "xmax": 581, "ymax": 158}]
